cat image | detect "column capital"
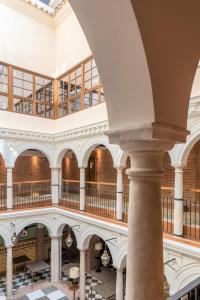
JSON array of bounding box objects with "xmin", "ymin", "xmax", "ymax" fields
[
  {"xmin": 115, "ymin": 165, "xmax": 125, "ymax": 171},
  {"xmin": 79, "ymin": 166, "xmax": 86, "ymax": 170},
  {"xmin": 50, "ymin": 235, "xmax": 62, "ymax": 239},
  {"xmin": 107, "ymin": 122, "xmax": 188, "ymax": 148},
  {"xmin": 173, "ymin": 165, "xmax": 185, "ymax": 172},
  {"xmin": 50, "ymin": 167, "xmax": 61, "ymax": 171},
  {"xmin": 6, "ymin": 245, "xmax": 13, "ymax": 250}
]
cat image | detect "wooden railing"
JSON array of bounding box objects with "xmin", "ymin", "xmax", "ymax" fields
[
  {"xmin": 0, "ymin": 55, "xmax": 104, "ymax": 119},
  {"xmin": 13, "ymin": 180, "xmax": 51, "ymax": 209}
]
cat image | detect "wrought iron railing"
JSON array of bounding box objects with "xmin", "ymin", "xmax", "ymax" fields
[
  {"xmin": 122, "ymin": 189, "xmax": 129, "ymax": 223},
  {"xmin": 85, "ymin": 186, "xmax": 116, "ymax": 219},
  {"xmin": 13, "ymin": 180, "xmax": 51, "ymax": 209},
  {"xmin": 167, "ymin": 276, "xmax": 200, "ymax": 300},
  {"xmin": 0, "ymin": 184, "xmax": 6, "ymax": 211},
  {"xmin": 183, "ymin": 193, "xmax": 200, "ymax": 240},
  {"xmin": 162, "ymin": 195, "xmax": 174, "ymax": 233},
  {"xmin": 60, "ymin": 180, "xmax": 80, "ymax": 210}
]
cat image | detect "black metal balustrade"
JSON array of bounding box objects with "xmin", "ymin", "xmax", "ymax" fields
[
  {"xmin": 60, "ymin": 180, "xmax": 80, "ymax": 210},
  {"xmin": 167, "ymin": 276, "xmax": 200, "ymax": 300},
  {"xmin": 122, "ymin": 188, "xmax": 129, "ymax": 223},
  {"xmin": 85, "ymin": 185, "xmax": 116, "ymax": 219},
  {"xmin": 183, "ymin": 192, "xmax": 200, "ymax": 240},
  {"xmin": 162, "ymin": 195, "xmax": 174, "ymax": 233},
  {"xmin": 0, "ymin": 184, "xmax": 6, "ymax": 211},
  {"xmin": 13, "ymin": 180, "xmax": 51, "ymax": 209}
]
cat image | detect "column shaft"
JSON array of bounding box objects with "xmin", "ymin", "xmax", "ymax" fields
[
  {"xmin": 116, "ymin": 268, "xmax": 124, "ymax": 300},
  {"xmin": 51, "ymin": 168, "xmax": 60, "ymax": 205},
  {"xmin": 80, "ymin": 167, "xmax": 86, "ymax": 211},
  {"xmin": 6, "ymin": 246, "xmax": 13, "ymax": 297},
  {"xmin": 173, "ymin": 166, "xmax": 184, "ymax": 236},
  {"xmin": 116, "ymin": 167, "xmax": 123, "ymax": 220},
  {"xmin": 7, "ymin": 168, "xmax": 13, "ymax": 210},
  {"xmin": 80, "ymin": 250, "xmax": 86, "ymax": 300},
  {"xmin": 51, "ymin": 236, "xmax": 60, "ymax": 283},
  {"xmin": 125, "ymin": 150, "xmax": 165, "ymax": 300}
]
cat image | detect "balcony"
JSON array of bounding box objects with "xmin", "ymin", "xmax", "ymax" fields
[{"xmin": 0, "ymin": 56, "xmax": 104, "ymax": 119}]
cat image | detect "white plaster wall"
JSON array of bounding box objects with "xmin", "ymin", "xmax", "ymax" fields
[
  {"xmin": 0, "ymin": 102, "xmax": 108, "ymax": 134},
  {"xmin": 54, "ymin": 102, "xmax": 108, "ymax": 133},
  {"xmin": 191, "ymin": 67, "xmax": 200, "ymax": 98},
  {"xmin": 53, "ymin": 5, "xmax": 91, "ymax": 77},
  {"xmin": 0, "ymin": 0, "xmax": 54, "ymax": 75}
]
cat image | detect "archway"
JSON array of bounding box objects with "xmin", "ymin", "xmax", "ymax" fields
[
  {"xmin": 60, "ymin": 149, "xmax": 80, "ymax": 209},
  {"xmin": 13, "ymin": 149, "xmax": 51, "ymax": 209},
  {"xmin": 183, "ymin": 140, "xmax": 200, "ymax": 239},
  {"xmin": 0, "ymin": 154, "xmax": 7, "ymax": 211},
  {"xmin": 85, "ymin": 145, "xmax": 116, "ymax": 219},
  {"xmin": 11, "ymin": 223, "xmax": 50, "ymax": 294},
  {"xmin": 84, "ymin": 234, "xmax": 116, "ymax": 299},
  {"xmin": 161, "ymin": 153, "xmax": 175, "ymax": 234},
  {"xmin": 60, "ymin": 224, "xmax": 80, "ymax": 282}
]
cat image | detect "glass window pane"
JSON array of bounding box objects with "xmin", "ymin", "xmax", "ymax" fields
[
  {"xmin": 24, "ymin": 72, "xmax": 33, "ymax": 82},
  {"xmin": 92, "ymin": 76, "xmax": 99, "ymax": 87},
  {"xmin": 0, "ymin": 95, "xmax": 8, "ymax": 110},
  {"xmin": 0, "ymin": 83, "xmax": 8, "ymax": 93},
  {"xmin": 85, "ymin": 61, "xmax": 91, "ymax": 72},
  {"xmin": 85, "ymin": 80, "xmax": 91, "ymax": 90},
  {"xmin": 85, "ymin": 71, "xmax": 91, "ymax": 81}
]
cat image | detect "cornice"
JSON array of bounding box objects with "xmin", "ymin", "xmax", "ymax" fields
[{"xmin": 0, "ymin": 121, "xmax": 109, "ymax": 144}]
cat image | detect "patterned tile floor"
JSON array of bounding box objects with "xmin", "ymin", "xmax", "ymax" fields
[{"xmin": 0, "ymin": 269, "xmax": 103, "ymax": 300}]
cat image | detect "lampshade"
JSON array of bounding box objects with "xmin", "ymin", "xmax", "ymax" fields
[
  {"xmin": 11, "ymin": 232, "xmax": 18, "ymax": 245},
  {"xmin": 69, "ymin": 267, "xmax": 80, "ymax": 279},
  {"xmin": 65, "ymin": 233, "xmax": 73, "ymax": 248},
  {"xmin": 101, "ymin": 249, "xmax": 110, "ymax": 267},
  {"xmin": 95, "ymin": 242, "xmax": 102, "ymax": 251}
]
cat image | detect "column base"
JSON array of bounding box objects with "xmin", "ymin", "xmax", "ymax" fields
[{"xmin": 173, "ymin": 233, "xmax": 183, "ymax": 237}]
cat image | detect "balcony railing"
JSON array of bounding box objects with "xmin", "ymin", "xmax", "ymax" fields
[
  {"xmin": 0, "ymin": 56, "xmax": 104, "ymax": 119},
  {"xmin": 162, "ymin": 194, "xmax": 174, "ymax": 234},
  {"xmin": 0, "ymin": 184, "xmax": 6, "ymax": 211},
  {"xmin": 167, "ymin": 276, "xmax": 200, "ymax": 300},
  {"xmin": 13, "ymin": 180, "xmax": 51, "ymax": 209},
  {"xmin": 85, "ymin": 185, "xmax": 116, "ymax": 219},
  {"xmin": 122, "ymin": 188, "xmax": 129, "ymax": 223},
  {"xmin": 183, "ymin": 191, "xmax": 200, "ymax": 240},
  {"xmin": 60, "ymin": 180, "xmax": 80, "ymax": 209}
]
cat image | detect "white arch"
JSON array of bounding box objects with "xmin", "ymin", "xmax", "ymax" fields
[
  {"xmin": 0, "ymin": 224, "xmax": 13, "ymax": 246},
  {"xmin": 77, "ymin": 226, "xmax": 117, "ymax": 261},
  {"xmin": 79, "ymin": 138, "xmax": 118, "ymax": 168},
  {"xmin": 56, "ymin": 220, "xmax": 80, "ymax": 243},
  {"xmin": 54, "ymin": 143, "xmax": 79, "ymax": 168},
  {"xmin": 114, "ymin": 243, "xmax": 127, "ymax": 269},
  {"xmin": 10, "ymin": 143, "xmax": 53, "ymax": 168},
  {"xmin": 0, "ymin": 151, "xmax": 8, "ymax": 168},
  {"xmin": 15, "ymin": 217, "xmax": 54, "ymax": 237},
  {"xmin": 170, "ymin": 262, "xmax": 200, "ymax": 295},
  {"xmin": 170, "ymin": 123, "xmax": 200, "ymax": 167}
]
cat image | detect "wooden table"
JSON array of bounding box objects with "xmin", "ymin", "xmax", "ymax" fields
[
  {"xmin": 25, "ymin": 261, "xmax": 49, "ymax": 287},
  {"xmin": 13, "ymin": 255, "xmax": 31, "ymax": 274}
]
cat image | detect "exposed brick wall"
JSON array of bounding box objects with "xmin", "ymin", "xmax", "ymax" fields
[
  {"xmin": 85, "ymin": 235, "xmax": 100, "ymax": 272},
  {"xmin": 0, "ymin": 156, "xmax": 6, "ymax": 184},
  {"xmin": 36, "ymin": 226, "xmax": 45, "ymax": 261},
  {"xmin": 62, "ymin": 151, "xmax": 79, "ymax": 181},
  {"xmin": 13, "ymin": 156, "xmax": 51, "ymax": 182}
]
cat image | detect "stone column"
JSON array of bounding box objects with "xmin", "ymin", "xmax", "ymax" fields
[
  {"xmin": 51, "ymin": 168, "xmax": 60, "ymax": 205},
  {"xmin": 116, "ymin": 166, "xmax": 124, "ymax": 220},
  {"xmin": 6, "ymin": 245, "xmax": 13, "ymax": 297},
  {"xmin": 173, "ymin": 166, "xmax": 184, "ymax": 236},
  {"xmin": 50, "ymin": 236, "xmax": 61, "ymax": 283},
  {"xmin": 58, "ymin": 168, "xmax": 62, "ymax": 200},
  {"xmin": 80, "ymin": 250, "xmax": 86, "ymax": 300},
  {"xmin": 80, "ymin": 167, "xmax": 86, "ymax": 211},
  {"xmin": 116, "ymin": 268, "xmax": 124, "ymax": 300},
  {"xmin": 7, "ymin": 167, "xmax": 13, "ymax": 210}
]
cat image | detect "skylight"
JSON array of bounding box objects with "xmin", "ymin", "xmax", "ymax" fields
[{"xmin": 40, "ymin": 0, "xmax": 50, "ymax": 5}]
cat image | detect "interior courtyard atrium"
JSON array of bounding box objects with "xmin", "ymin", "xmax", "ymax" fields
[{"xmin": 0, "ymin": 0, "xmax": 200, "ymax": 299}]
